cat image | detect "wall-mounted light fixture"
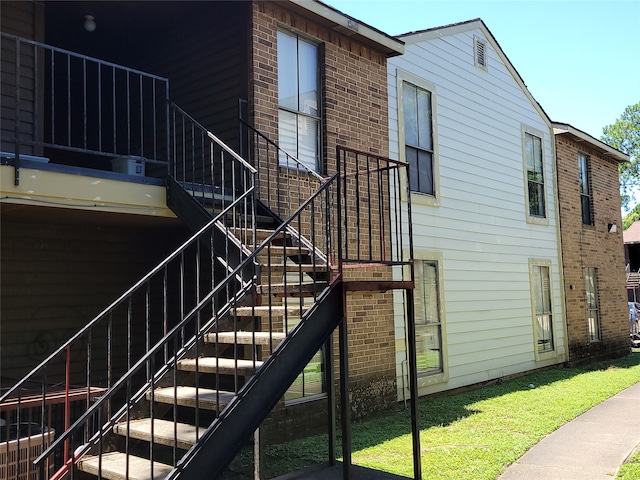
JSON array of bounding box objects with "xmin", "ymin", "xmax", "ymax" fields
[
  {"xmin": 608, "ymin": 223, "xmax": 617, "ymax": 233},
  {"xmin": 84, "ymin": 15, "xmax": 96, "ymax": 32}
]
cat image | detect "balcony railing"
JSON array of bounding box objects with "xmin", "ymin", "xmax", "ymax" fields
[{"xmin": 1, "ymin": 32, "xmax": 170, "ymax": 183}]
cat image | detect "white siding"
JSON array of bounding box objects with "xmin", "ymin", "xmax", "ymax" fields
[{"xmin": 390, "ymin": 23, "xmax": 565, "ymax": 398}]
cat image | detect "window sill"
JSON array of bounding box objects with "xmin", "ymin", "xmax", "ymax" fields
[
  {"xmin": 277, "ymin": 163, "xmax": 322, "ymax": 178},
  {"xmin": 410, "ymin": 191, "xmax": 439, "ymax": 208},
  {"xmin": 284, "ymin": 392, "xmax": 327, "ymax": 407},
  {"xmin": 535, "ymin": 349, "xmax": 559, "ymax": 362},
  {"xmin": 417, "ymin": 370, "xmax": 448, "ymax": 389},
  {"xmin": 526, "ymin": 214, "xmax": 549, "ymax": 226}
]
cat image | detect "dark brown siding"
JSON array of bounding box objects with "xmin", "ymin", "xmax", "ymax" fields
[
  {"xmin": 41, "ymin": 1, "xmax": 250, "ymax": 154},
  {"xmin": 0, "ymin": 206, "xmax": 188, "ymax": 380},
  {"xmin": 0, "ymin": 1, "xmax": 44, "ymax": 156},
  {"xmin": 145, "ymin": 2, "xmax": 250, "ymax": 152}
]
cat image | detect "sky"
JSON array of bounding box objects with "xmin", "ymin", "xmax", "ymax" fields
[{"xmin": 326, "ymin": 0, "xmax": 640, "ymax": 141}]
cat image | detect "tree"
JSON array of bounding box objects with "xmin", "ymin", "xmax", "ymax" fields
[
  {"xmin": 601, "ymin": 101, "xmax": 640, "ymax": 211},
  {"xmin": 623, "ymin": 203, "xmax": 640, "ymax": 230}
]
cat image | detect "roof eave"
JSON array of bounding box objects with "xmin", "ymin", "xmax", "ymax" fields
[
  {"xmin": 552, "ymin": 122, "xmax": 629, "ymax": 163},
  {"xmin": 288, "ymin": 0, "xmax": 405, "ymax": 56},
  {"xmin": 396, "ymin": 18, "xmax": 484, "ymax": 42},
  {"xmin": 396, "ymin": 18, "xmax": 553, "ymax": 129}
]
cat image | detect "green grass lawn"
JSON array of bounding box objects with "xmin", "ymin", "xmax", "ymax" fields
[
  {"xmin": 618, "ymin": 447, "xmax": 640, "ymax": 480},
  {"xmin": 259, "ymin": 351, "xmax": 640, "ymax": 480}
]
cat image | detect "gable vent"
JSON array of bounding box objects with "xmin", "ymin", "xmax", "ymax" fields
[{"xmin": 474, "ymin": 37, "xmax": 487, "ymax": 70}]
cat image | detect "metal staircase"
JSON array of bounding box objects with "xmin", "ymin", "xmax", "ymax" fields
[
  {"xmin": 0, "ymin": 34, "xmax": 419, "ymax": 480},
  {"xmin": 73, "ymin": 213, "xmax": 343, "ymax": 480},
  {"xmin": 0, "ymin": 36, "xmax": 418, "ymax": 480}
]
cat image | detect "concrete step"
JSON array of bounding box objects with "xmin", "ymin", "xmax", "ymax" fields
[
  {"xmin": 255, "ymin": 245, "xmax": 311, "ymax": 257},
  {"xmin": 230, "ymin": 228, "xmax": 288, "ymax": 243},
  {"xmin": 219, "ymin": 212, "xmax": 275, "ymax": 226},
  {"xmin": 204, "ymin": 331, "xmax": 285, "ymax": 348},
  {"xmin": 113, "ymin": 418, "xmax": 206, "ymax": 450},
  {"xmin": 258, "ymin": 262, "xmax": 328, "ymax": 272},
  {"xmin": 77, "ymin": 451, "xmax": 172, "ymax": 480},
  {"xmin": 257, "ymin": 282, "xmax": 327, "ymax": 296},
  {"xmin": 177, "ymin": 356, "xmax": 262, "ymax": 376},
  {"xmin": 231, "ymin": 305, "xmax": 310, "ymax": 317},
  {"xmin": 149, "ymin": 386, "xmax": 234, "ymax": 410}
]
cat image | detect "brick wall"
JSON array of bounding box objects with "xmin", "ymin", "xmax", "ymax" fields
[
  {"xmin": 249, "ymin": 2, "xmax": 390, "ymax": 168},
  {"xmin": 555, "ymin": 134, "xmax": 629, "ymax": 363},
  {"xmin": 249, "ymin": 1, "xmax": 398, "ymax": 430}
]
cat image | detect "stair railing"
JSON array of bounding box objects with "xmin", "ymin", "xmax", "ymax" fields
[
  {"xmin": 239, "ymin": 103, "xmax": 325, "ymax": 221},
  {"xmin": 169, "ymin": 172, "xmax": 341, "ymax": 478},
  {"xmin": 335, "ymin": 146, "xmax": 414, "ymax": 282},
  {"xmin": 0, "ymin": 32, "xmax": 170, "ymax": 185},
  {"xmin": 28, "ymin": 173, "xmax": 340, "ymax": 480},
  {"xmin": 169, "ymin": 102, "xmax": 258, "ymax": 230},
  {"xmin": 171, "ymin": 146, "xmax": 416, "ymax": 478},
  {"xmin": 0, "ymin": 188, "xmax": 257, "ymax": 480}
]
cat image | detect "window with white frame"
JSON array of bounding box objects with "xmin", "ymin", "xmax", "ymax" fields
[
  {"xmin": 277, "ymin": 30, "xmax": 321, "ymax": 172},
  {"xmin": 579, "ymin": 153, "xmax": 593, "ymax": 225},
  {"xmin": 524, "ymin": 131, "xmax": 546, "ymax": 218},
  {"xmin": 403, "ymin": 82, "xmax": 435, "ymax": 195},
  {"xmin": 414, "ymin": 260, "xmax": 443, "ymax": 375},
  {"xmin": 584, "ymin": 267, "xmax": 601, "ymax": 342},
  {"xmin": 531, "ymin": 263, "xmax": 554, "ymax": 353}
]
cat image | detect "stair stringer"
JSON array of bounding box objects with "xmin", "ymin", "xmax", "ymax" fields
[{"xmin": 171, "ymin": 280, "xmax": 344, "ymax": 479}]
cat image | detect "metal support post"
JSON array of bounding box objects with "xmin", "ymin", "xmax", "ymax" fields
[
  {"xmin": 339, "ymin": 287, "xmax": 351, "ymax": 479},
  {"xmin": 326, "ymin": 335, "xmax": 337, "ymax": 465},
  {"xmin": 405, "ymin": 288, "xmax": 422, "ymax": 479}
]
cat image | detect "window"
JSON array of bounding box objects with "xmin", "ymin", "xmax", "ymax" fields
[
  {"xmin": 277, "ymin": 30, "xmax": 321, "ymax": 172},
  {"xmin": 474, "ymin": 37, "xmax": 488, "ymax": 70},
  {"xmin": 585, "ymin": 267, "xmax": 600, "ymax": 342},
  {"xmin": 284, "ymin": 314, "xmax": 325, "ymax": 402},
  {"xmin": 579, "ymin": 153, "xmax": 593, "ymax": 225},
  {"xmin": 525, "ymin": 132, "xmax": 546, "ymax": 218},
  {"xmin": 414, "ymin": 260, "xmax": 443, "ymax": 375},
  {"xmin": 283, "ymin": 272, "xmax": 325, "ymax": 403},
  {"xmin": 403, "ymin": 82, "xmax": 434, "ymax": 195},
  {"xmin": 531, "ymin": 263, "xmax": 554, "ymax": 353}
]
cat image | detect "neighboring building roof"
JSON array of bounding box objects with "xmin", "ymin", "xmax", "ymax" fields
[
  {"xmin": 291, "ymin": 0, "xmax": 405, "ymax": 56},
  {"xmin": 395, "ymin": 18, "xmax": 552, "ymax": 129},
  {"xmin": 624, "ymin": 221, "xmax": 640, "ymax": 244},
  {"xmin": 552, "ymin": 122, "xmax": 629, "ymax": 163}
]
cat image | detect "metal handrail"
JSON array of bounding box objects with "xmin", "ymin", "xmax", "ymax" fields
[
  {"xmin": 0, "ymin": 33, "xmax": 169, "ymax": 80},
  {"xmin": 0, "ymin": 189, "xmax": 254, "ymax": 404},
  {"xmin": 171, "ymin": 103, "xmax": 256, "ymax": 175},
  {"xmin": 239, "ymin": 117, "xmax": 324, "ymax": 182},
  {"xmin": 239, "ymin": 109, "xmax": 326, "ymax": 224},
  {"xmin": 336, "ymin": 145, "xmax": 414, "ymax": 270},
  {"xmin": 1, "ymin": 32, "xmax": 170, "ymax": 179},
  {"xmin": 34, "ymin": 173, "xmax": 340, "ymax": 472}
]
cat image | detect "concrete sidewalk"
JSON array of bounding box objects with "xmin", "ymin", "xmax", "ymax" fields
[{"xmin": 498, "ymin": 381, "xmax": 640, "ymax": 479}]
